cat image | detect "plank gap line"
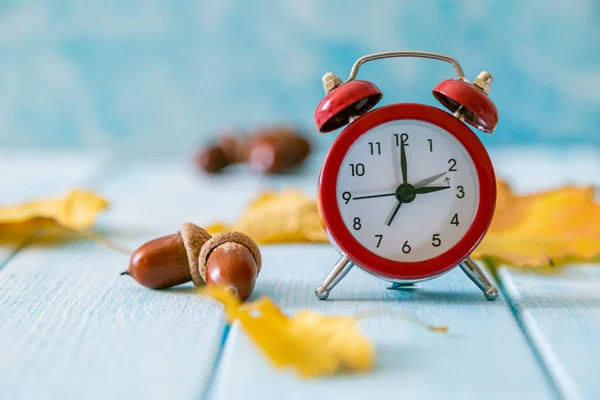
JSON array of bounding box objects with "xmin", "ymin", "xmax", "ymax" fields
[
  {"xmin": 496, "ymin": 268, "xmax": 581, "ymax": 400},
  {"xmin": 201, "ymin": 323, "xmax": 231, "ymax": 400}
]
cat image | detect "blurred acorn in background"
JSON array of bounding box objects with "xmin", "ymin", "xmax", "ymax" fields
[{"xmin": 194, "ymin": 126, "xmax": 311, "ymax": 174}]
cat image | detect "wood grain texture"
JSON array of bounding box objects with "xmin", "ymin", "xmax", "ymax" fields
[
  {"xmin": 0, "ymin": 149, "xmax": 109, "ymax": 203},
  {"xmin": 0, "ymin": 242, "xmax": 224, "ymax": 400},
  {"xmin": 490, "ymin": 146, "xmax": 600, "ymax": 400},
  {"xmin": 0, "ymin": 149, "xmax": 109, "ymax": 268},
  {"xmin": 498, "ymin": 266, "xmax": 600, "ymax": 400},
  {"xmin": 2, "ymin": 148, "xmax": 598, "ymax": 399},
  {"xmin": 205, "ymin": 147, "xmax": 600, "ymax": 400},
  {"xmin": 0, "ymin": 157, "xmax": 231, "ymax": 399},
  {"xmin": 209, "ymin": 245, "xmax": 554, "ymax": 400}
]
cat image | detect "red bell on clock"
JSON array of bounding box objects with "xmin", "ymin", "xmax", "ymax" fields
[
  {"xmin": 313, "ymin": 51, "xmax": 500, "ymax": 302},
  {"xmin": 432, "ymin": 72, "xmax": 498, "ymax": 133},
  {"xmin": 315, "ymin": 76, "xmax": 382, "ymax": 133}
]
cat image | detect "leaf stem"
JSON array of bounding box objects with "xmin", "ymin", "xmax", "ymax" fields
[
  {"xmin": 54, "ymin": 221, "xmax": 132, "ymax": 255},
  {"xmin": 355, "ymin": 309, "xmax": 448, "ymax": 332}
]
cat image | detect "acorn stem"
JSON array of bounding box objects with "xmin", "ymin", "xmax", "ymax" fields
[{"xmin": 120, "ymin": 271, "xmax": 130, "ymax": 276}]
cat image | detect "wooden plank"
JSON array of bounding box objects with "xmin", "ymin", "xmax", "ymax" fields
[
  {"xmin": 0, "ymin": 156, "xmax": 239, "ymax": 399},
  {"xmin": 209, "ymin": 245, "xmax": 554, "ymax": 400},
  {"xmin": 491, "ymin": 146, "xmax": 600, "ymax": 400},
  {"xmin": 0, "ymin": 149, "xmax": 109, "ymax": 202},
  {"xmin": 0, "ymin": 149, "xmax": 108, "ymax": 266},
  {"xmin": 2, "ymin": 147, "xmax": 596, "ymax": 398},
  {"xmin": 0, "ymin": 241, "xmax": 225, "ymax": 400},
  {"xmin": 93, "ymin": 158, "xmax": 264, "ymax": 234},
  {"xmin": 498, "ymin": 266, "xmax": 599, "ymax": 400}
]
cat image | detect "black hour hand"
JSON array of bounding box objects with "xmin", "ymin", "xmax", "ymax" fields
[{"xmin": 415, "ymin": 186, "xmax": 451, "ymax": 194}]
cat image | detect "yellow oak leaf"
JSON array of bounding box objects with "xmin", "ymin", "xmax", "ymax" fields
[
  {"xmin": 206, "ymin": 286, "xmax": 374, "ymax": 378},
  {"xmin": 207, "ymin": 189, "xmax": 328, "ymax": 244},
  {"xmin": 0, "ymin": 189, "xmax": 109, "ymax": 237},
  {"xmin": 473, "ymin": 182, "xmax": 600, "ymax": 267},
  {"xmin": 206, "ymin": 223, "xmax": 232, "ymax": 236}
]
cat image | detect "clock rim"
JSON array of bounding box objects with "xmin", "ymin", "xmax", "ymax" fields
[{"xmin": 317, "ymin": 103, "xmax": 496, "ymax": 280}]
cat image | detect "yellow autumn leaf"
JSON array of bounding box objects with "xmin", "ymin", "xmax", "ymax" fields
[
  {"xmin": 472, "ymin": 182, "xmax": 600, "ymax": 267},
  {"xmin": 206, "ymin": 223, "xmax": 232, "ymax": 236},
  {"xmin": 206, "ymin": 286, "xmax": 374, "ymax": 378},
  {"xmin": 0, "ymin": 189, "xmax": 109, "ymax": 236},
  {"xmin": 207, "ymin": 189, "xmax": 328, "ymax": 244}
]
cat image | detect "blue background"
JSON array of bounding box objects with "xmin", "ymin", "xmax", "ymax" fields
[{"xmin": 1, "ymin": 0, "xmax": 598, "ymax": 151}]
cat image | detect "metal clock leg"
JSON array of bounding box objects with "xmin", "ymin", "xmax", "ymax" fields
[
  {"xmin": 460, "ymin": 257, "xmax": 498, "ymax": 301},
  {"xmin": 315, "ymin": 255, "xmax": 354, "ymax": 300}
]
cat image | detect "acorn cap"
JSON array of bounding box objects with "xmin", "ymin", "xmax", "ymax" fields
[
  {"xmin": 198, "ymin": 231, "xmax": 262, "ymax": 283},
  {"xmin": 179, "ymin": 222, "xmax": 212, "ymax": 286}
]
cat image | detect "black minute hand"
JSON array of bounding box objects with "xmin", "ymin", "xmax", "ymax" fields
[{"xmin": 415, "ymin": 186, "xmax": 451, "ymax": 194}]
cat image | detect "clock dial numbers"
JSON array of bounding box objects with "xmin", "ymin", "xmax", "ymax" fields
[
  {"xmin": 448, "ymin": 158, "xmax": 457, "ymax": 172},
  {"xmin": 336, "ymin": 119, "xmax": 479, "ymax": 263},
  {"xmin": 342, "ymin": 191, "xmax": 352, "ymax": 204},
  {"xmin": 451, "ymin": 213, "xmax": 460, "ymax": 226},
  {"xmin": 393, "ymin": 133, "xmax": 409, "ymax": 147},
  {"xmin": 349, "ymin": 163, "xmax": 365, "ymax": 176},
  {"xmin": 402, "ymin": 241, "xmax": 411, "ymax": 254},
  {"xmin": 368, "ymin": 142, "xmax": 381, "ymax": 155}
]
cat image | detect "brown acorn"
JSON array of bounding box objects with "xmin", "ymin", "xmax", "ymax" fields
[
  {"xmin": 247, "ymin": 128, "xmax": 311, "ymax": 174},
  {"xmin": 194, "ymin": 126, "xmax": 311, "ymax": 174},
  {"xmin": 199, "ymin": 231, "xmax": 262, "ymax": 301},
  {"xmin": 195, "ymin": 144, "xmax": 230, "ymax": 173},
  {"xmin": 122, "ymin": 223, "xmax": 262, "ymax": 301},
  {"xmin": 124, "ymin": 233, "xmax": 191, "ymax": 289}
]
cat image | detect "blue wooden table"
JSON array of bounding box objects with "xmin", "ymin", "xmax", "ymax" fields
[{"xmin": 0, "ymin": 147, "xmax": 599, "ymax": 400}]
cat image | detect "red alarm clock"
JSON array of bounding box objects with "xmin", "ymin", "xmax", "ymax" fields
[{"xmin": 314, "ymin": 51, "xmax": 499, "ymax": 301}]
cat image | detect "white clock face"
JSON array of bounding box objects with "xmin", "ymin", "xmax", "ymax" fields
[{"xmin": 336, "ymin": 119, "xmax": 480, "ymax": 263}]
